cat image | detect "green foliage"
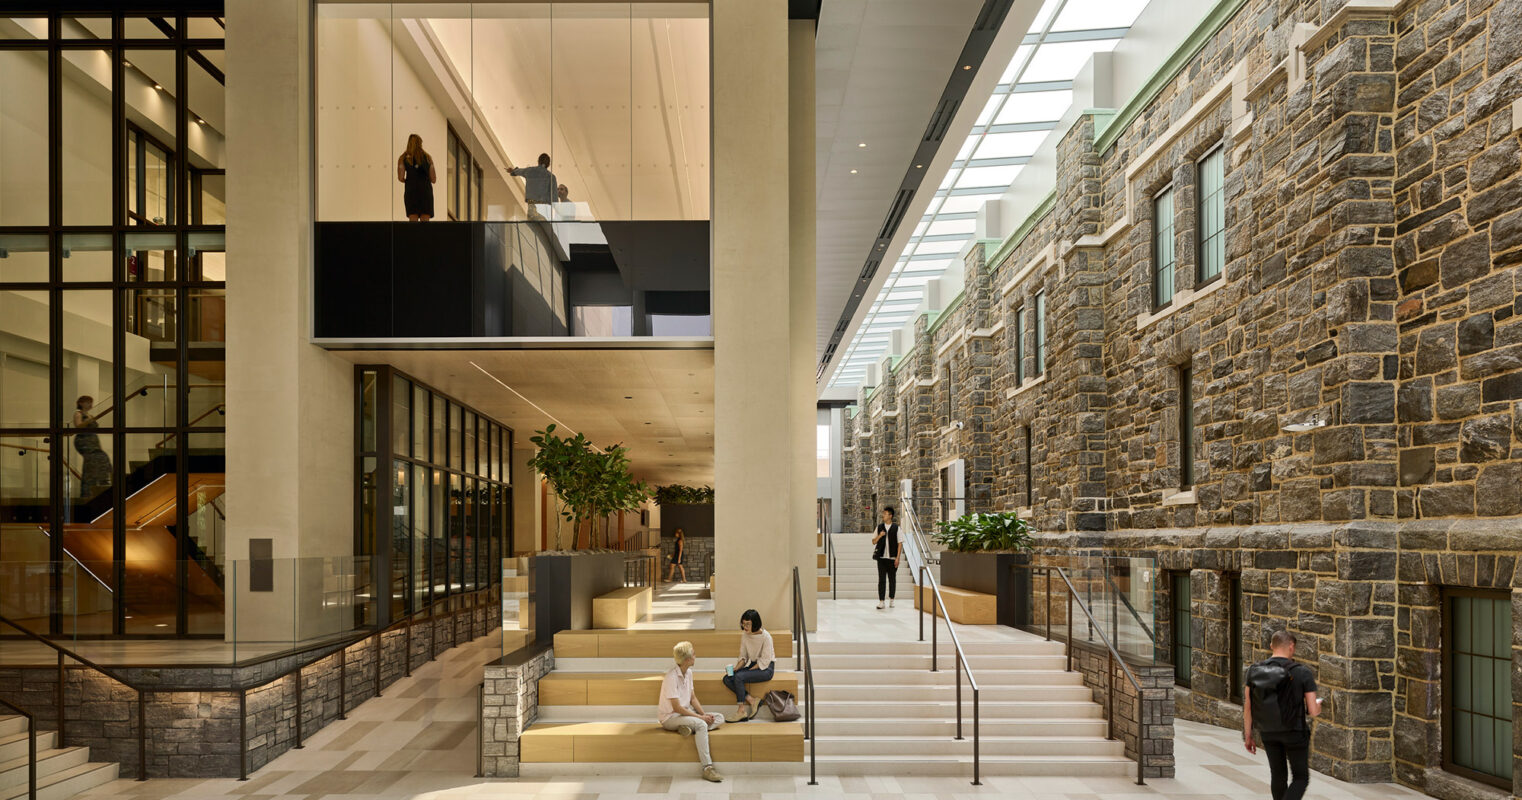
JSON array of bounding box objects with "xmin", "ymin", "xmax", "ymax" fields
[
  {"xmin": 526, "ymin": 424, "xmax": 652, "ymax": 550},
  {"xmin": 931, "ymin": 512, "xmax": 1034, "ymax": 553},
  {"xmin": 654, "ymin": 484, "xmax": 715, "ymax": 505}
]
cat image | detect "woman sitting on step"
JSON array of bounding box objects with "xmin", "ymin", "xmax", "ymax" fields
[{"xmin": 723, "ymin": 609, "xmax": 775, "ymax": 722}]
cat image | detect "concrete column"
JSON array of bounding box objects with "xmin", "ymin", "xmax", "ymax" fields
[
  {"xmin": 226, "ymin": 0, "xmax": 355, "ymax": 640},
  {"xmin": 712, "ymin": 0, "xmax": 797, "ymax": 631},
  {"xmin": 789, "ymin": 20, "xmax": 818, "ymax": 626}
]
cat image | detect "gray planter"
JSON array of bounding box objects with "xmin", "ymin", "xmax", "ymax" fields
[
  {"xmin": 531, "ymin": 551, "xmax": 626, "ymax": 642},
  {"xmin": 938, "ymin": 550, "xmax": 1030, "ymax": 628}
]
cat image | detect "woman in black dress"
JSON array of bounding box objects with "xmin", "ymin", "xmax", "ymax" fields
[
  {"xmin": 397, "ymin": 134, "xmax": 436, "ymax": 221},
  {"xmin": 72, "ymin": 396, "xmax": 111, "ymax": 500},
  {"xmin": 664, "ymin": 528, "xmax": 687, "ymax": 583}
]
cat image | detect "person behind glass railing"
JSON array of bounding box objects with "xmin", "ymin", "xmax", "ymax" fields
[
  {"xmin": 557, "ymin": 184, "xmax": 570, "ymax": 202},
  {"xmin": 510, "ymin": 153, "xmax": 558, "ymax": 218},
  {"xmin": 871, "ymin": 506, "xmax": 900, "ymax": 609},
  {"xmin": 72, "ymin": 396, "xmax": 112, "ymax": 499},
  {"xmin": 396, "ymin": 134, "xmax": 436, "ymax": 222}
]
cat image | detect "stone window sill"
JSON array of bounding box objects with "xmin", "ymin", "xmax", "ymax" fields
[
  {"xmin": 1162, "ymin": 489, "xmax": 1197, "ymax": 506},
  {"xmin": 1136, "ymin": 276, "xmax": 1226, "ymax": 332},
  {"xmin": 1005, "ymin": 373, "xmax": 1048, "ymax": 399}
]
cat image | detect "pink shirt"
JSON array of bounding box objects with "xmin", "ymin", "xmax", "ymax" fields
[{"xmin": 658, "ymin": 664, "xmax": 695, "ymax": 723}]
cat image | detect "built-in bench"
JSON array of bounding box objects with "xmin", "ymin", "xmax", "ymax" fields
[
  {"xmin": 817, "ymin": 575, "xmax": 831, "ymax": 593},
  {"xmin": 913, "ymin": 584, "xmax": 996, "ymax": 624},
  {"xmin": 539, "ymin": 671, "xmax": 798, "ymax": 707},
  {"xmin": 592, "ymin": 586, "xmax": 652, "ymax": 629},
  {"xmin": 520, "ymin": 721, "xmax": 804, "ymax": 763},
  {"xmin": 552, "ymin": 629, "xmax": 794, "ymax": 659}
]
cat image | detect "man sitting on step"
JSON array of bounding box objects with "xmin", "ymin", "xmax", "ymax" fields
[{"xmin": 659, "ymin": 640, "xmax": 725, "ymax": 782}]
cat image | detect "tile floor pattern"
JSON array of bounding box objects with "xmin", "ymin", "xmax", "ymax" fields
[{"xmin": 73, "ymin": 598, "xmax": 1431, "ymax": 800}]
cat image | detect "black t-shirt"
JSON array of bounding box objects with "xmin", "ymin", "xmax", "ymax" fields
[{"xmin": 1261, "ymin": 656, "xmax": 1317, "ymax": 730}]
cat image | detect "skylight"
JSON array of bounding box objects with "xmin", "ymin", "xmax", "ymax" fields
[{"xmin": 827, "ymin": 0, "xmax": 1150, "ymax": 390}]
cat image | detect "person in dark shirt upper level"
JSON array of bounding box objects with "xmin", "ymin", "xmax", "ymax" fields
[
  {"xmin": 510, "ymin": 153, "xmax": 558, "ymax": 208},
  {"xmin": 1244, "ymin": 630, "xmax": 1322, "ymax": 800}
]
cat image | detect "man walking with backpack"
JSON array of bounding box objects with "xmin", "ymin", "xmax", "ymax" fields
[{"xmin": 1244, "ymin": 630, "xmax": 1323, "ymax": 800}]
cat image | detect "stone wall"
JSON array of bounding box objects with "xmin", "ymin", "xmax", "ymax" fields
[
  {"xmin": 480, "ymin": 644, "xmax": 555, "ymax": 777},
  {"xmin": 1067, "ymin": 638, "xmax": 1177, "ymax": 779},
  {"xmin": 840, "ymin": 0, "xmax": 1522, "ymax": 793},
  {"xmin": 0, "ymin": 596, "xmax": 501, "ymax": 778}
]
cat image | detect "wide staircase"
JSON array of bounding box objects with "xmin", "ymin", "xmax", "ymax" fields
[
  {"xmin": 519, "ymin": 629, "xmax": 804, "ymax": 771},
  {"xmin": 821, "ymin": 531, "xmax": 911, "ymax": 600},
  {"xmin": 0, "ymin": 715, "xmax": 117, "ymax": 800}
]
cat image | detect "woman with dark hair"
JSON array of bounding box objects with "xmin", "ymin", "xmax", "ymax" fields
[
  {"xmin": 396, "ymin": 134, "xmax": 436, "ymax": 221},
  {"xmin": 664, "ymin": 528, "xmax": 687, "ymax": 582},
  {"xmin": 72, "ymin": 396, "xmax": 111, "ymax": 499},
  {"xmin": 872, "ymin": 506, "xmax": 900, "ymax": 609},
  {"xmin": 723, "ymin": 609, "xmax": 775, "ymax": 721}
]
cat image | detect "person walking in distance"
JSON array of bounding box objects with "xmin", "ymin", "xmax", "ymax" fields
[
  {"xmin": 871, "ymin": 506, "xmax": 900, "ymax": 609},
  {"xmin": 1244, "ymin": 630, "xmax": 1322, "ymax": 800}
]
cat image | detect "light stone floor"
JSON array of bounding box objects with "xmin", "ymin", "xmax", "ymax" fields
[{"xmin": 633, "ymin": 582, "xmax": 716, "ymax": 630}]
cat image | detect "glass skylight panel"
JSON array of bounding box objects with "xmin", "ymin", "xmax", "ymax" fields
[
  {"xmin": 1049, "ymin": 0, "xmax": 1150, "ymax": 31},
  {"xmin": 937, "ymin": 193, "xmax": 1000, "ymax": 214},
  {"xmin": 911, "ymin": 239, "xmax": 967, "ymax": 255},
  {"xmin": 974, "ymin": 130, "xmax": 1049, "ymax": 159},
  {"xmin": 955, "ymin": 138, "xmax": 977, "ymax": 161},
  {"xmin": 956, "ymin": 164, "xmax": 1025, "ymax": 188},
  {"xmin": 939, "ymin": 171, "xmax": 959, "ymax": 191},
  {"xmin": 1019, "ymin": 39, "xmax": 1120, "ymax": 83},
  {"xmin": 998, "ymin": 45, "xmax": 1037, "ymax": 84},
  {"xmin": 994, "ymin": 89, "xmax": 1073, "ymax": 125},
  {"xmin": 1026, "ymin": 0, "xmax": 1064, "ymax": 34},
  {"xmin": 975, "ymin": 95, "xmax": 1003, "ymax": 126},
  {"xmin": 926, "ymin": 218, "xmax": 977, "ymax": 237}
]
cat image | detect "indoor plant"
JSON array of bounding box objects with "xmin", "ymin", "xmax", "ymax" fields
[
  {"xmin": 527, "ymin": 424, "xmax": 652, "ymax": 551},
  {"xmin": 932, "ymin": 511, "xmax": 1034, "ymax": 627}
]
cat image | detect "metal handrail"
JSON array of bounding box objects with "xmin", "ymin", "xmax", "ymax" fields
[
  {"xmin": 0, "ymin": 439, "xmax": 86, "ymax": 481},
  {"xmin": 899, "ymin": 501, "xmax": 981, "ymax": 785},
  {"xmin": 1036, "ymin": 565, "xmax": 1149, "ymax": 786},
  {"xmin": 0, "ymin": 582, "xmax": 499, "ymax": 781},
  {"xmin": 789, "ymin": 566, "xmax": 817, "ymax": 786},
  {"xmin": 0, "ymin": 696, "xmax": 37, "ymax": 800},
  {"xmin": 899, "ymin": 497, "xmax": 941, "ymax": 568}
]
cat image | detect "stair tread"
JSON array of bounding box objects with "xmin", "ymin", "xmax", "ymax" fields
[
  {"xmin": 0, "ymin": 746, "xmax": 86, "ymax": 774},
  {"xmin": 0, "ymin": 760, "xmax": 116, "ymax": 800},
  {"xmin": 815, "ymin": 753, "xmax": 1133, "ymax": 762}
]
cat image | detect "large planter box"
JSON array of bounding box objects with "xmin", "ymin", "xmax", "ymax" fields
[
  {"xmin": 532, "ymin": 552, "xmax": 625, "ymax": 642},
  {"xmin": 938, "ymin": 551, "xmax": 1030, "ymax": 628}
]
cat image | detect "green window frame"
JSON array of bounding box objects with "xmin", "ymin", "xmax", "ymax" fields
[
  {"xmin": 1013, "ymin": 306, "xmax": 1025, "ymax": 385},
  {"xmin": 1179, "ymin": 364, "xmax": 1194, "ymax": 488},
  {"xmin": 1172, "ymin": 571, "xmax": 1192, "ymax": 687},
  {"xmin": 1033, "ymin": 291, "xmax": 1046, "ymax": 377},
  {"xmin": 1197, "ymin": 146, "xmax": 1225, "ymax": 284},
  {"xmin": 1444, "ymin": 589, "xmax": 1513, "ymax": 788}
]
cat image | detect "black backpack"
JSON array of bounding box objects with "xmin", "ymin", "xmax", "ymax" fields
[{"xmin": 1246, "ymin": 658, "xmax": 1301, "ymax": 733}]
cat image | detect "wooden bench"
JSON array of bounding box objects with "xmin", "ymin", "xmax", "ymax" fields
[
  {"xmin": 592, "ymin": 586, "xmax": 652, "ymax": 629},
  {"xmin": 539, "ymin": 671, "xmax": 798, "ymax": 707},
  {"xmin": 817, "ymin": 574, "xmax": 831, "ymax": 593},
  {"xmin": 520, "ymin": 721, "xmax": 804, "ymax": 763},
  {"xmin": 913, "ymin": 584, "xmax": 996, "ymax": 624},
  {"xmin": 553, "ymin": 629, "xmax": 794, "ymax": 659}
]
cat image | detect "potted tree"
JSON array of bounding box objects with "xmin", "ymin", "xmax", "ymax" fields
[
  {"xmin": 526, "ymin": 425, "xmax": 653, "ymax": 638},
  {"xmin": 932, "ymin": 512, "xmax": 1034, "ymax": 628}
]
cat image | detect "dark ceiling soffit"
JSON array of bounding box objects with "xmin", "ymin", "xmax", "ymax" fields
[
  {"xmin": 816, "ymin": 0, "xmax": 1014, "ymax": 382},
  {"xmin": 0, "ymin": 1, "xmax": 223, "ymax": 13},
  {"xmin": 789, "ymin": 0, "xmax": 822, "ymax": 25}
]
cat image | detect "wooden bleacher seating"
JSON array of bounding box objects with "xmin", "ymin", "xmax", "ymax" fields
[
  {"xmin": 912, "ymin": 583, "xmax": 996, "ymax": 624},
  {"xmin": 592, "ymin": 586, "xmax": 653, "ymax": 629},
  {"xmin": 520, "ymin": 721, "xmax": 803, "ymax": 763}
]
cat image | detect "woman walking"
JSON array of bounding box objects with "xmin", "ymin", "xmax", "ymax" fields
[
  {"xmin": 872, "ymin": 507, "xmax": 900, "ymax": 609},
  {"xmin": 397, "ymin": 134, "xmax": 436, "ymax": 221},
  {"xmin": 72, "ymin": 396, "xmax": 111, "ymax": 500},
  {"xmin": 664, "ymin": 528, "xmax": 687, "ymax": 583}
]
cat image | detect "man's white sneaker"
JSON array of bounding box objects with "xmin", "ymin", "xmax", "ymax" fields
[
  {"xmin": 889, "ymin": 598, "xmax": 895, "ymax": 608},
  {"xmin": 702, "ymin": 765, "xmax": 724, "ymax": 782},
  {"xmin": 875, "ymin": 601, "xmax": 885, "ymax": 609}
]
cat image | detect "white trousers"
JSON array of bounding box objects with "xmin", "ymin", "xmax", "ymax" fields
[{"xmin": 661, "ymin": 712, "xmax": 725, "ymax": 765}]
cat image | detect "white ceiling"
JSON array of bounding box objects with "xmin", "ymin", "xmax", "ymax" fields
[
  {"xmin": 813, "ymin": 0, "xmax": 987, "ymax": 362},
  {"xmin": 335, "ymin": 349, "xmax": 715, "ymax": 486}
]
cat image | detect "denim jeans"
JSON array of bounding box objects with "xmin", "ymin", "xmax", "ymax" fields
[{"xmin": 722, "ymin": 664, "xmax": 774, "ymax": 704}]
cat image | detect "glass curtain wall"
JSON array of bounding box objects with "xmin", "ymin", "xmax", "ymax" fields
[
  {"xmin": 355, "ymin": 366, "xmax": 510, "ymax": 627},
  {"xmin": 0, "ymin": 12, "xmax": 227, "ymax": 638}
]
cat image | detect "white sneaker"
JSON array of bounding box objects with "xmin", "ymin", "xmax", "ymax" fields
[
  {"xmin": 702, "ymin": 765, "xmax": 724, "ymax": 782},
  {"xmin": 889, "ymin": 598, "xmax": 895, "ymax": 608},
  {"xmin": 875, "ymin": 601, "xmax": 885, "ymax": 609}
]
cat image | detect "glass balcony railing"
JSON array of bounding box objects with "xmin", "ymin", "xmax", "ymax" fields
[{"xmin": 313, "ymin": 220, "xmax": 710, "ymax": 341}]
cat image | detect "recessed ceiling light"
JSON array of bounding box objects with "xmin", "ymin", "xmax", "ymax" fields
[
  {"xmin": 153, "ymin": 83, "xmax": 163, "ymax": 90},
  {"xmin": 154, "ymin": 623, "xmax": 168, "ymax": 627},
  {"xmin": 962, "ymin": 65, "xmax": 971, "ymax": 70},
  {"xmin": 623, "ymin": 396, "xmax": 632, "ymax": 399},
  {"xmin": 857, "ymin": 142, "xmax": 866, "ymax": 148},
  {"xmin": 916, "ymin": 164, "xmax": 924, "ymax": 169},
  {"xmin": 849, "ymin": 169, "xmax": 858, "ymax": 174},
  {"xmin": 644, "ymin": 422, "xmax": 651, "ymax": 425}
]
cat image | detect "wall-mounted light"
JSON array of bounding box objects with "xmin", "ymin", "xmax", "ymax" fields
[{"xmin": 152, "ymin": 83, "xmax": 163, "ymax": 91}]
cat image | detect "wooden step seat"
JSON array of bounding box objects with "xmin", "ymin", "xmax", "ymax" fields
[
  {"xmin": 817, "ymin": 575, "xmax": 831, "ymax": 592},
  {"xmin": 592, "ymin": 586, "xmax": 653, "ymax": 629},
  {"xmin": 540, "ymin": 671, "xmax": 798, "ymax": 707},
  {"xmin": 553, "ymin": 629, "xmax": 794, "ymax": 659},
  {"xmin": 520, "ymin": 721, "xmax": 804, "ymax": 763},
  {"xmin": 913, "ymin": 584, "xmax": 996, "ymax": 624}
]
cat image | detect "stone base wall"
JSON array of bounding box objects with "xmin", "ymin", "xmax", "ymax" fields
[
  {"xmin": 1065, "ymin": 639, "xmax": 1176, "ymax": 779},
  {"xmin": 0, "ymin": 596, "xmax": 502, "ymax": 778},
  {"xmin": 659, "ymin": 536, "xmax": 713, "ymax": 577},
  {"xmin": 481, "ymin": 645, "xmax": 555, "ymax": 777}
]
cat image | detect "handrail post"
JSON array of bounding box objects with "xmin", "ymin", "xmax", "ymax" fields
[
  {"xmin": 374, "ymin": 631, "xmax": 382, "ymax": 698},
  {"xmin": 294, "ymin": 666, "xmax": 304, "ymax": 749},
  {"xmin": 137, "ymin": 690, "xmax": 146, "ymax": 781},
  {"xmin": 55, "ymin": 651, "xmax": 64, "ymax": 746},
  {"xmin": 404, "ymin": 616, "xmax": 412, "ymax": 678},
  {"xmin": 475, "ymin": 682, "xmax": 484, "ymax": 778},
  {"xmin": 1045, "ymin": 568, "xmax": 1052, "ymax": 641},
  {"xmin": 238, "ymin": 689, "xmax": 247, "ymax": 780},
  {"xmin": 338, "ymin": 646, "xmax": 347, "ymax": 720},
  {"xmin": 1136, "ymin": 688, "xmax": 1146, "ymax": 786},
  {"xmin": 931, "ymin": 585, "xmax": 939, "ymax": 671},
  {"xmin": 1066, "ymin": 602, "xmax": 1073, "ymax": 672},
  {"xmin": 954, "ymin": 654, "xmax": 963, "ymax": 740},
  {"xmin": 27, "ymin": 714, "xmax": 36, "ymax": 800},
  {"xmin": 1106, "ymin": 649, "xmax": 1115, "ymax": 740},
  {"xmin": 917, "ymin": 566, "xmax": 925, "ymax": 643},
  {"xmin": 972, "ymin": 688, "xmax": 981, "ymax": 786}
]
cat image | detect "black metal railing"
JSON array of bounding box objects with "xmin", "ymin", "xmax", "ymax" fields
[
  {"xmin": 899, "ymin": 501, "xmax": 981, "ymax": 785},
  {"xmin": 1033, "ymin": 565, "xmax": 1149, "ymax": 786},
  {"xmin": 0, "ymin": 696, "xmax": 36, "ymax": 800},
  {"xmin": 623, "ymin": 554, "xmax": 657, "ymax": 587},
  {"xmin": 823, "ymin": 529, "xmax": 837, "ymax": 600},
  {"xmin": 789, "ymin": 566, "xmax": 818, "ymax": 785},
  {"xmin": 0, "ymin": 583, "xmax": 499, "ymax": 781}
]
